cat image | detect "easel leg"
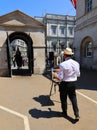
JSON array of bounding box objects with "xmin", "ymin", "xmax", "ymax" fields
[
  {"xmin": 49, "ymin": 82, "xmax": 53, "ymax": 96},
  {"xmin": 54, "ymin": 84, "xmax": 56, "ymax": 93}
]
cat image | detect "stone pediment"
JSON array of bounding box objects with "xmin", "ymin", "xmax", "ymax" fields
[
  {"xmin": 3, "ymin": 19, "xmax": 25, "ymax": 26},
  {"xmin": 0, "ymin": 10, "xmax": 44, "ymax": 28}
]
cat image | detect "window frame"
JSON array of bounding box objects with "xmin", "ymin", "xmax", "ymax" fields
[
  {"xmin": 85, "ymin": 0, "xmax": 92, "ymax": 13},
  {"xmin": 86, "ymin": 41, "xmax": 93, "ymax": 57},
  {"xmin": 60, "ymin": 26, "xmax": 65, "ymax": 35},
  {"xmin": 51, "ymin": 25, "xmax": 57, "ymax": 35},
  {"xmin": 68, "ymin": 27, "xmax": 74, "ymax": 35}
]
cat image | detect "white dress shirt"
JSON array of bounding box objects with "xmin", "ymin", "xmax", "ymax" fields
[{"xmin": 58, "ymin": 58, "xmax": 80, "ymax": 82}]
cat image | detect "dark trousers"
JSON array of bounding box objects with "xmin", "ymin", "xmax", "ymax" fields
[{"xmin": 59, "ymin": 81, "xmax": 79, "ymax": 117}]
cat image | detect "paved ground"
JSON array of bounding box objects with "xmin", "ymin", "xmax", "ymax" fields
[{"xmin": 0, "ymin": 69, "xmax": 97, "ymax": 130}]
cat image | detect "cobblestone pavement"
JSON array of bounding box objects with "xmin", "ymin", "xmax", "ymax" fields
[{"xmin": 0, "ymin": 69, "xmax": 97, "ymax": 130}]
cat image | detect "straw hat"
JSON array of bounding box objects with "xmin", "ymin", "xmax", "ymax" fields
[{"xmin": 64, "ymin": 47, "xmax": 74, "ymax": 55}]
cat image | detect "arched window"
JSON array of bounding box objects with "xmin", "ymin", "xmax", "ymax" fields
[{"xmin": 86, "ymin": 42, "xmax": 93, "ymax": 57}]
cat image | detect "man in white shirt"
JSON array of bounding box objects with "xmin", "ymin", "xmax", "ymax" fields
[{"xmin": 54, "ymin": 47, "xmax": 80, "ymax": 120}]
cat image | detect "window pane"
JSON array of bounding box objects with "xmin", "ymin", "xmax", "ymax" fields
[
  {"xmin": 69, "ymin": 27, "xmax": 73, "ymax": 35},
  {"xmin": 51, "ymin": 26, "xmax": 57, "ymax": 35},
  {"xmin": 85, "ymin": 0, "xmax": 92, "ymax": 13},
  {"xmin": 60, "ymin": 27, "xmax": 65, "ymax": 35},
  {"xmin": 86, "ymin": 42, "xmax": 92, "ymax": 57}
]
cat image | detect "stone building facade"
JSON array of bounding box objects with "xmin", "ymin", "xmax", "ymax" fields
[
  {"xmin": 74, "ymin": 0, "xmax": 97, "ymax": 69},
  {"xmin": 35, "ymin": 14, "xmax": 76, "ymax": 66},
  {"xmin": 0, "ymin": 10, "xmax": 45, "ymax": 76},
  {"xmin": 44, "ymin": 14, "xmax": 76, "ymax": 66}
]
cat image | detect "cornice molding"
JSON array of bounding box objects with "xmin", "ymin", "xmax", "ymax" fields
[{"xmin": 75, "ymin": 15, "xmax": 97, "ymax": 31}]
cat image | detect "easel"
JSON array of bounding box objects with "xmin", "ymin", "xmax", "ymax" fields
[{"xmin": 49, "ymin": 67, "xmax": 60, "ymax": 96}]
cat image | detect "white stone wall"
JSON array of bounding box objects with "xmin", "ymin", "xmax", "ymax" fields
[
  {"xmin": 77, "ymin": 0, "xmax": 86, "ymax": 19},
  {"xmin": 0, "ymin": 27, "xmax": 46, "ymax": 76},
  {"xmin": 0, "ymin": 30, "xmax": 46, "ymax": 76},
  {"xmin": 45, "ymin": 14, "xmax": 76, "ymax": 56},
  {"xmin": 75, "ymin": 0, "xmax": 97, "ymax": 70},
  {"xmin": 30, "ymin": 31, "xmax": 45, "ymax": 74},
  {"xmin": 34, "ymin": 48, "xmax": 45, "ymax": 74},
  {"xmin": 77, "ymin": 0, "xmax": 97, "ymax": 19},
  {"xmin": 0, "ymin": 31, "xmax": 9, "ymax": 76}
]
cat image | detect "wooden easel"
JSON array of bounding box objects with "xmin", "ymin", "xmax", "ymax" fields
[{"xmin": 49, "ymin": 68, "xmax": 60, "ymax": 96}]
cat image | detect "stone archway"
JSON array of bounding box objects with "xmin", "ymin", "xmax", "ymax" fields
[
  {"xmin": 0, "ymin": 10, "xmax": 45, "ymax": 77},
  {"xmin": 7, "ymin": 31, "xmax": 33, "ymax": 76},
  {"xmin": 80, "ymin": 36, "xmax": 94, "ymax": 69}
]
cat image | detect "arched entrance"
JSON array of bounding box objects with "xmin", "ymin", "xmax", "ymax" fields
[
  {"xmin": 7, "ymin": 32, "xmax": 33, "ymax": 76},
  {"xmin": 80, "ymin": 36, "xmax": 93, "ymax": 69}
]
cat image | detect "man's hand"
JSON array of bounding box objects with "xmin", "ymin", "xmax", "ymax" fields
[
  {"xmin": 55, "ymin": 69, "xmax": 60, "ymax": 74},
  {"xmin": 52, "ymin": 72, "xmax": 58, "ymax": 79}
]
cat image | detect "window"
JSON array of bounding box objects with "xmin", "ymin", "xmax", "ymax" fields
[
  {"xmin": 68, "ymin": 27, "xmax": 73, "ymax": 35},
  {"xmin": 60, "ymin": 27, "xmax": 65, "ymax": 35},
  {"xmin": 85, "ymin": 0, "xmax": 92, "ymax": 13},
  {"xmin": 51, "ymin": 26, "xmax": 57, "ymax": 35},
  {"xmin": 86, "ymin": 42, "xmax": 93, "ymax": 57},
  {"xmin": 52, "ymin": 42, "xmax": 57, "ymax": 51},
  {"xmin": 59, "ymin": 42, "xmax": 65, "ymax": 50}
]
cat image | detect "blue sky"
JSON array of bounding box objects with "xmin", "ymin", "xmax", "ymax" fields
[{"xmin": 0, "ymin": 0, "xmax": 76, "ymax": 17}]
